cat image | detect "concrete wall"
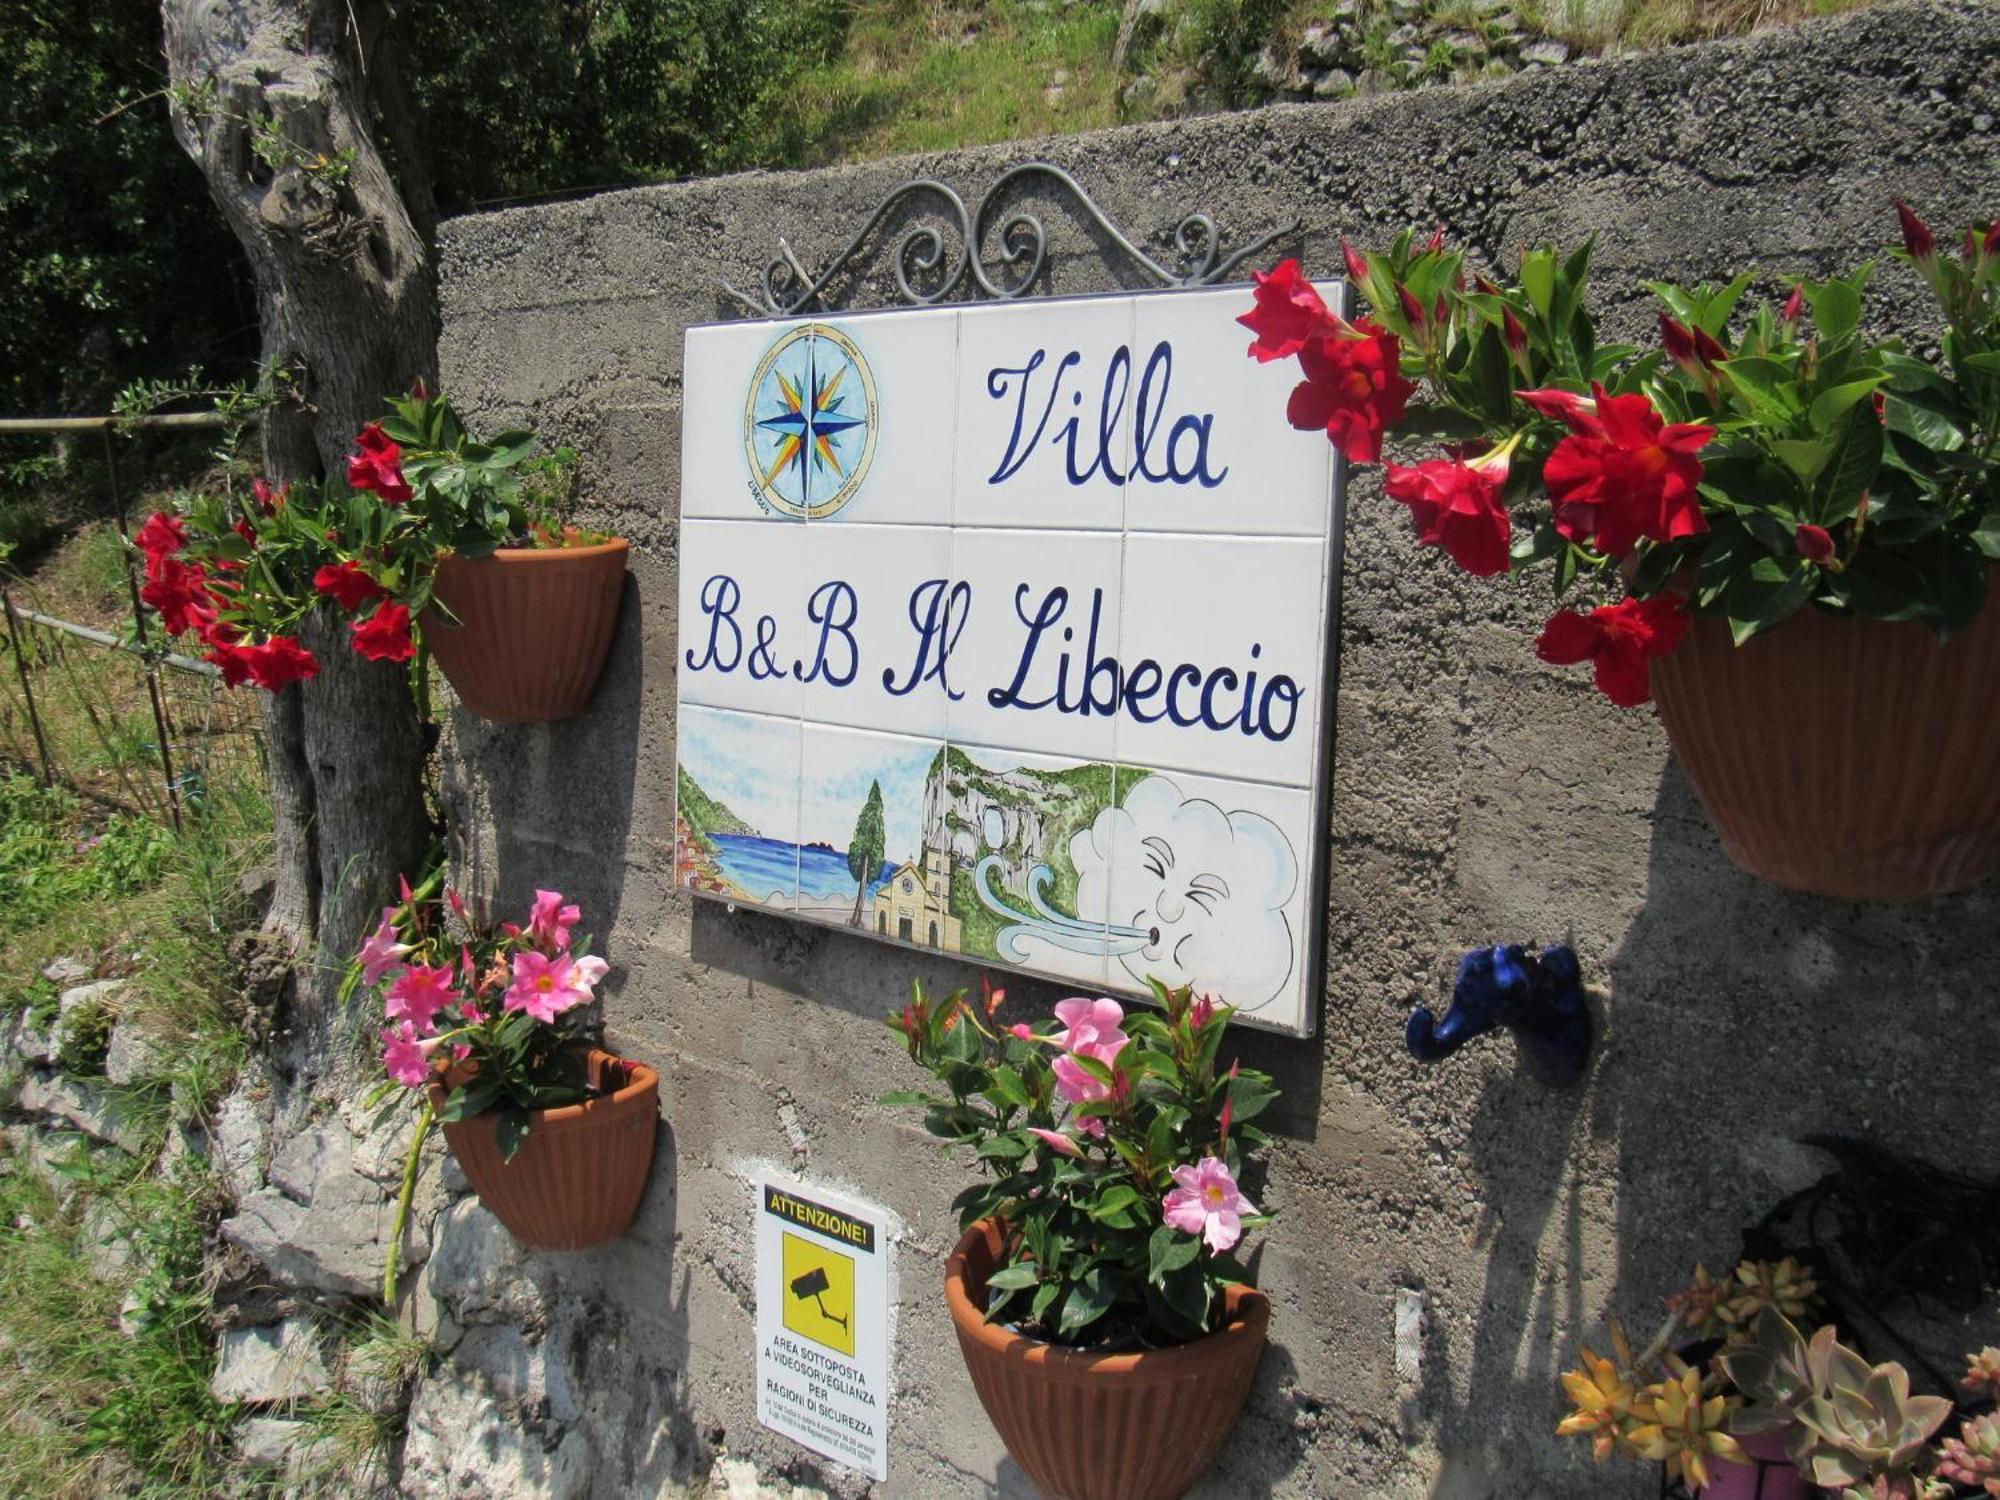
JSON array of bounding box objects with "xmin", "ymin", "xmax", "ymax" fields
[{"xmin": 427, "ymin": 5, "xmax": 2000, "ymax": 1494}]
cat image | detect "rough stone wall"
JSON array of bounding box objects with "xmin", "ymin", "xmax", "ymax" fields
[{"xmin": 426, "ymin": 5, "xmax": 2000, "ymax": 1495}]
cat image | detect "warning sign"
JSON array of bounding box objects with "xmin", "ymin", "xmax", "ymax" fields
[{"xmin": 755, "ymin": 1173, "xmax": 890, "ymax": 1480}]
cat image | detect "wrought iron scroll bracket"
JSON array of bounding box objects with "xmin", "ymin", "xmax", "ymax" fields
[{"xmin": 718, "ymin": 162, "xmax": 1301, "ymax": 317}]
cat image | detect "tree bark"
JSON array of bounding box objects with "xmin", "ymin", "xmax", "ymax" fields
[{"xmin": 162, "ymin": 0, "xmax": 431, "ymax": 1080}]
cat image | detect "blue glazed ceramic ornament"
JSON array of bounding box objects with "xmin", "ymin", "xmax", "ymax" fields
[{"xmin": 1405, "ymin": 944, "xmax": 1594, "ymax": 1088}]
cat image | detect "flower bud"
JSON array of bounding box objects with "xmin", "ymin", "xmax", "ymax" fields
[
  {"xmin": 1342, "ymin": 238, "xmax": 1370, "ymax": 286},
  {"xmin": 1896, "ymin": 200, "xmax": 1936, "ymax": 264},
  {"xmin": 1781, "ymin": 285, "xmax": 1805, "ymax": 327},
  {"xmin": 1795, "ymin": 523, "xmax": 1836, "ymax": 564}
]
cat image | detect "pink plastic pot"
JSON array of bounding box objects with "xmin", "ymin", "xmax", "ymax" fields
[{"xmin": 1700, "ymin": 1428, "xmax": 1814, "ymax": 1500}]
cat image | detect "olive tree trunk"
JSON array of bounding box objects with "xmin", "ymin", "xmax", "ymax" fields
[{"xmin": 162, "ymin": 0, "xmax": 432, "ymax": 1079}]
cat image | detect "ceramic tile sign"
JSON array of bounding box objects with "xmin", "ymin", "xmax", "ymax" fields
[
  {"xmin": 674, "ymin": 283, "xmax": 1347, "ymax": 1036},
  {"xmin": 754, "ymin": 1172, "xmax": 891, "ymax": 1480}
]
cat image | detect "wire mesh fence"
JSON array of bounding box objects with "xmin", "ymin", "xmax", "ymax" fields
[
  {"xmin": 0, "ymin": 592, "xmax": 265, "ymax": 826},
  {"xmin": 0, "ymin": 410, "xmax": 265, "ymax": 827}
]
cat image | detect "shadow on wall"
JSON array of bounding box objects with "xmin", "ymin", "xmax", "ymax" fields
[
  {"xmin": 1596, "ymin": 760, "xmax": 2000, "ymax": 1407},
  {"xmin": 447, "ymin": 573, "xmax": 645, "ymax": 945},
  {"xmin": 685, "ymin": 898, "xmax": 1329, "ymax": 1146}
]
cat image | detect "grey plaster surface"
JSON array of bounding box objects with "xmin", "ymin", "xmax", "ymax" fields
[{"xmin": 434, "ymin": 4, "xmax": 2000, "ymax": 1494}]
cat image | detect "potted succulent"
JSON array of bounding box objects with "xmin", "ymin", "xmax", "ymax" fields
[
  {"xmin": 1241, "ymin": 204, "xmax": 2000, "ymax": 899},
  {"xmin": 885, "ymin": 979, "xmax": 1278, "ymax": 1500},
  {"xmin": 1558, "ymin": 1257, "xmax": 2000, "ymax": 1498},
  {"xmin": 138, "ymin": 384, "xmax": 627, "ymax": 722},
  {"xmin": 352, "ymin": 873, "xmax": 658, "ymax": 1276}
]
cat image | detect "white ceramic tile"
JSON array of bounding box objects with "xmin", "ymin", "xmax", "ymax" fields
[
  {"xmin": 676, "ymin": 518, "xmax": 805, "ymax": 719},
  {"xmin": 947, "ymin": 527, "xmax": 1125, "ymax": 764},
  {"xmin": 793, "ymin": 523, "xmax": 954, "ymax": 738},
  {"xmin": 1124, "ymin": 284, "xmax": 1339, "ymax": 537},
  {"xmin": 796, "ymin": 722, "xmax": 946, "ymax": 940},
  {"xmin": 811, "ymin": 310, "xmax": 958, "ymax": 526},
  {"xmin": 944, "ymin": 741, "xmax": 1112, "ymax": 993},
  {"xmin": 681, "ymin": 320, "xmax": 808, "ymax": 523},
  {"xmin": 1095, "ymin": 765, "xmax": 1313, "ymax": 1032},
  {"xmin": 954, "ymin": 297, "xmax": 1134, "ymax": 532},
  {"xmin": 1115, "ymin": 532, "xmax": 1329, "ymax": 788},
  {"xmin": 673, "ymin": 704, "xmax": 801, "ymax": 910}
]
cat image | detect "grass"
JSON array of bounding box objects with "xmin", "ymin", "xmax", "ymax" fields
[
  {"xmin": 739, "ymin": 0, "xmax": 1128, "ymax": 166},
  {"xmin": 0, "ymin": 1140, "xmax": 238, "ymax": 1496}
]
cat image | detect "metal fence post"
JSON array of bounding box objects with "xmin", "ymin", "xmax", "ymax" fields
[
  {"xmin": 1, "ymin": 589, "xmax": 54, "ymax": 785},
  {"xmin": 102, "ymin": 425, "xmax": 183, "ymax": 833}
]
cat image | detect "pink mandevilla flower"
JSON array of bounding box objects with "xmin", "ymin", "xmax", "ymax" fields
[
  {"xmin": 503, "ymin": 950, "xmax": 609, "ymax": 1024},
  {"xmin": 1051, "ymin": 997, "xmax": 1129, "ymax": 1063},
  {"xmin": 358, "ymin": 907, "xmax": 413, "ymax": 985},
  {"xmin": 528, "ymin": 889, "xmax": 581, "ymax": 950},
  {"xmin": 385, "ymin": 963, "xmax": 459, "ymax": 1035},
  {"xmin": 1162, "ymin": 1156, "xmax": 1257, "ymax": 1254},
  {"xmin": 381, "ymin": 1022, "xmax": 431, "ymax": 1088}
]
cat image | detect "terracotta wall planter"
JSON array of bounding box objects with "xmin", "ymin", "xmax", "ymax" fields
[
  {"xmin": 944, "ymin": 1219, "xmax": 1268, "ymax": 1500},
  {"xmin": 422, "ymin": 538, "xmax": 628, "ymax": 723},
  {"xmin": 431, "ymin": 1048, "xmax": 658, "ymax": 1251},
  {"xmin": 1649, "ymin": 588, "xmax": 2000, "ymax": 901}
]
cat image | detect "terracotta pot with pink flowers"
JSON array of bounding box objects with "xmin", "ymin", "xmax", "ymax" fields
[
  {"xmin": 1243, "ymin": 203, "xmax": 2000, "ymax": 900},
  {"xmin": 351, "ymin": 876, "xmax": 659, "ymax": 1287},
  {"xmin": 887, "ymin": 979, "xmax": 1278, "ymax": 1500}
]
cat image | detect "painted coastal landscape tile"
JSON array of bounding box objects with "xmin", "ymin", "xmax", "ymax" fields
[
  {"xmin": 676, "ymin": 518, "xmax": 804, "ymax": 720},
  {"xmin": 936, "ymin": 743, "xmax": 1113, "ymax": 992},
  {"xmin": 793, "ymin": 522, "xmax": 953, "ymax": 739},
  {"xmin": 1116, "ymin": 531, "xmax": 1329, "ymax": 789},
  {"xmin": 953, "ymin": 297, "xmax": 1134, "ymax": 533},
  {"xmin": 814, "ymin": 311, "xmax": 959, "ymax": 527},
  {"xmin": 681, "ymin": 319, "xmax": 805, "ymax": 523},
  {"xmin": 796, "ymin": 722, "xmax": 946, "ymax": 940},
  {"xmin": 1090, "ymin": 767, "xmax": 1313, "ymax": 1031},
  {"xmin": 1125, "ymin": 285, "xmax": 1338, "ymax": 538},
  {"xmin": 674, "ymin": 705, "xmax": 802, "ymax": 910},
  {"xmin": 947, "ymin": 525, "xmax": 1124, "ymax": 764}
]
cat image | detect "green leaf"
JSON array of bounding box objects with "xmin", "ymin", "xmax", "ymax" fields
[
  {"xmin": 877, "ymin": 1089, "xmax": 932, "ymax": 1107},
  {"xmin": 982, "ymin": 1066, "xmax": 1030, "ymax": 1110},
  {"xmin": 495, "ymin": 1106, "xmax": 531, "ymax": 1163},
  {"xmin": 442, "ymin": 1079, "xmax": 501, "ymax": 1122},
  {"xmin": 1149, "ymin": 1224, "xmax": 1200, "ymax": 1283},
  {"xmin": 984, "ymin": 1263, "xmax": 1040, "ymax": 1292},
  {"xmin": 1772, "ymin": 438, "xmax": 1831, "ymax": 483},
  {"xmin": 1029, "ymin": 1280, "xmax": 1061, "ymax": 1328},
  {"xmin": 1972, "ymin": 514, "xmax": 2000, "ymax": 562},
  {"xmin": 1089, "ymin": 1185, "xmax": 1143, "ymax": 1223},
  {"xmin": 1223, "ymin": 1069, "xmax": 1281, "ymax": 1127},
  {"xmin": 1818, "ymin": 402, "xmax": 1883, "ymax": 521},
  {"xmin": 1520, "ymin": 248, "xmax": 1556, "ymax": 320},
  {"xmin": 1057, "ymin": 1265, "xmax": 1114, "ymax": 1334},
  {"xmin": 975, "ymin": 1133, "xmax": 1029, "ymax": 1162},
  {"xmin": 1807, "ymin": 377, "xmax": 1886, "ymax": 432},
  {"xmin": 1805, "ymin": 275, "xmax": 1864, "ymax": 346}
]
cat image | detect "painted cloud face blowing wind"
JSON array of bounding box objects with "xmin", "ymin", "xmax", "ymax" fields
[{"xmin": 1070, "ymin": 776, "xmax": 1299, "ymax": 1012}]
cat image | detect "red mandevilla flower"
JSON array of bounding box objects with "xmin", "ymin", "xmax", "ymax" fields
[
  {"xmin": 1795, "ymin": 523, "xmax": 1836, "ymax": 563},
  {"xmin": 1535, "ymin": 594, "xmax": 1692, "ymax": 707},
  {"xmin": 135, "ymin": 511, "xmax": 187, "ymax": 559},
  {"xmin": 346, "ymin": 423, "xmax": 413, "ymax": 505},
  {"xmin": 242, "ymin": 636, "xmax": 320, "ymax": 693},
  {"xmin": 1287, "ymin": 322, "xmax": 1417, "ymax": 465},
  {"xmin": 350, "ymin": 601, "xmax": 416, "ymax": 663},
  {"xmin": 1382, "ymin": 449, "xmax": 1514, "ymax": 576},
  {"xmin": 139, "ymin": 555, "xmax": 218, "ymax": 637},
  {"xmin": 1524, "ymin": 383, "xmax": 1715, "ymax": 557},
  {"xmin": 313, "ymin": 561, "xmax": 387, "ymax": 613},
  {"xmin": 1236, "ymin": 258, "xmax": 1340, "ymax": 363}
]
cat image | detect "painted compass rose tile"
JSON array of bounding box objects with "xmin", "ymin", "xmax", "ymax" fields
[{"xmin": 743, "ymin": 323, "xmax": 878, "ymax": 519}]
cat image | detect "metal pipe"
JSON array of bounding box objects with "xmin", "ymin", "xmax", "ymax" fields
[
  {"xmin": 0, "ymin": 413, "xmax": 232, "ymax": 434},
  {"xmin": 6, "ymin": 606, "xmax": 218, "ymax": 676}
]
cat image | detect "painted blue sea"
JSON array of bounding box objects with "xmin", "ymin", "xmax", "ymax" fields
[{"xmin": 712, "ymin": 834, "xmax": 897, "ymax": 904}]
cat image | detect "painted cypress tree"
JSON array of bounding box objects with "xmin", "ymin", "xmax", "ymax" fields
[{"xmin": 848, "ymin": 780, "xmax": 885, "ymax": 927}]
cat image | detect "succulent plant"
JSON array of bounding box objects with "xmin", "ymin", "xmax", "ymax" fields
[
  {"xmin": 1718, "ymin": 1310, "xmax": 1870, "ymax": 1436},
  {"xmin": 1718, "ymin": 1257, "xmax": 1821, "ymax": 1328},
  {"xmin": 1937, "ymin": 1412, "xmax": 2000, "ymax": 1496},
  {"xmin": 1794, "ymin": 1350, "xmax": 1954, "ymax": 1492},
  {"xmin": 1965, "ymin": 1347, "xmax": 2000, "ymax": 1402},
  {"xmin": 1627, "ymin": 1365, "xmax": 1745, "ymax": 1493},
  {"xmin": 1557, "ymin": 1321, "xmax": 1643, "ymax": 1461},
  {"xmin": 1666, "ymin": 1263, "xmax": 1731, "ymax": 1342}
]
